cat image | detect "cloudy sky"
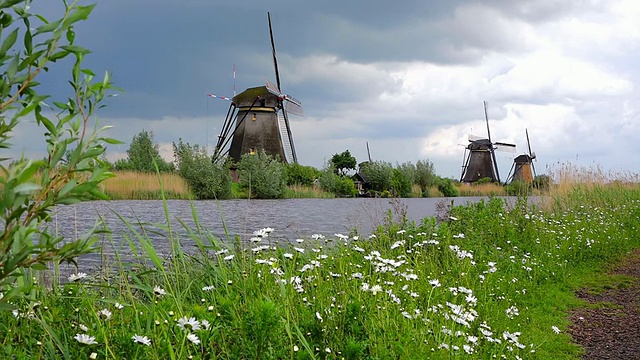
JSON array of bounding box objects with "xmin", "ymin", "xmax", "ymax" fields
[{"xmin": 11, "ymin": 0, "xmax": 640, "ymax": 179}]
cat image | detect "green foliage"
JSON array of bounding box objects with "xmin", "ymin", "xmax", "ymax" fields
[
  {"xmin": 475, "ymin": 177, "xmax": 493, "ymax": 185},
  {"xmin": 360, "ymin": 160, "xmax": 393, "ymax": 192},
  {"xmin": 237, "ymin": 150, "xmax": 287, "ymax": 199},
  {"xmin": 390, "ymin": 168, "xmax": 412, "ymax": 197},
  {"xmin": 436, "ymin": 177, "xmax": 459, "ymax": 197},
  {"xmin": 330, "ymin": 149, "xmax": 357, "ymax": 176},
  {"xmin": 506, "ymin": 179, "xmax": 532, "ymax": 196},
  {"xmin": 115, "ymin": 130, "xmax": 173, "ymax": 172},
  {"xmin": 172, "ymin": 139, "xmax": 232, "ymax": 199},
  {"xmin": 285, "ymin": 163, "xmax": 320, "ymax": 186},
  {"xmin": 415, "ymin": 159, "xmax": 436, "ymax": 193},
  {"xmin": 0, "ymin": 1, "xmax": 118, "ymax": 304},
  {"xmin": 533, "ymin": 174, "xmax": 552, "ymax": 191}
]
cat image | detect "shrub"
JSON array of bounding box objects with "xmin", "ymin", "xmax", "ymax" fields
[
  {"xmin": 360, "ymin": 161, "xmax": 393, "ymax": 192},
  {"xmin": 415, "ymin": 159, "xmax": 436, "ymax": 193},
  {"xmin": 505, "ymin": 180, "xmax": 532, "ymax": 196},
  {"xmin": 173, "ymin": 139, "xmax": 232, "ymax": 199},
  {"xmin": 390, "ymin": 168, "xmax": 412, "ymax": 197},
  {"xmin": 437, "ymin": 177, "xmax": 459, "ymax": 197},
  {"xmin": 285, "ymin": 163, "xmax": 320, "ymax": 186},
  {"xmin": 237, "ymin": 151, "xmax": 287, "ymax": 199},
  {"xmin": 318, "ymin": 165, "xmax": 357, "ymax": 196}
]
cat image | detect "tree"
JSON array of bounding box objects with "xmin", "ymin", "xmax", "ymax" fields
[
  {"xmin": 415, "ymin": 159, "xmax": 436, "ymax": 195},
  {"xmin": 330, "ymin": 150, "xmax": 357, "ymax": 176},
  {"xmin": 360, "ymin": 161, "xmax": 393, "ymax": 193},
  {"xmin": 0, "ymin": 1, "xmax": 118, "ymax": 303},
  {"xmin": 237, "ymin": 151, "xmax": 287, "ymax": 199},
  {"xmin": 117, "ymin": 130, "xmax": 174, "ymax": 172},
  {"xmin": 318, "ymin": 164, "xmax": 357, "ymax": 197},
  {"xmin": 285, "ymin": 163, "xmax": 320, "ymax": 186},
  {"xmin": 173, "ymin": 139, "xmax": 232, "ymax": 199},
  {"xmin": 390, "ymin": 168, "xmax": 412, "ymax": 197}
]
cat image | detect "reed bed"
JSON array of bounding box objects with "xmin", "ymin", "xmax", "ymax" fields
[
  {"xmin": 101, "ymin": 171, "xmax": 192, "ymax": 200},
  {"xmin": 284, "ymin": 184, "xmax": 335, "ymax": 199},
  {"xmin": 455, "ymin": 182, "xmax": 507, "ymax": 197}
]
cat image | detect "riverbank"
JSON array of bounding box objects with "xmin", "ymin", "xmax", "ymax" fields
[{"xmin": 2, "ymin": 182, "xmax": 638, "ymax": 358}]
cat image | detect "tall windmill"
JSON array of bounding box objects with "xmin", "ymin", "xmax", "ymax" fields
[
  {"xmin": 506, "ymin": 129, "xmax": 537, "ymax": 184},
  {"xmin": 460, "ymin": 101, "xmax": 516, "ymax": 183},
  {"xmin": 212, "ymin": 12, "xmax": 302, "ymax": 165}
]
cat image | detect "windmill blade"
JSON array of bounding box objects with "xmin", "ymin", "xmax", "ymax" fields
[
  {"xmin": 266, "ymin": 79, "xmax": 281, "ymax": 96},
  {"xmin": 268, "ymin": 12, "xmax": 281, "ymax": 92},
  {"xmin": 526, "ymin": 128, "xmax": 534, "ymax": 158},
  {"xmin": 284, "ymin": 100, "xmax": 304, "ymax": 116},
  {"xmin": 483, "ymin": 101, "xmax": 492, "ymax": 143},
  {"xmin": 494, "ymin": 142, "xmax": 517, "ymax": 153},
  {"xmin": 531, "ymin": 151, "xmax": 536, "ymax": 160},
  {"xmin": 468, "ymin": 134, "xmax": 485, "ymax": 142},
  {"xmin": 207, "ymin": 93, "xmax": 232, "ymax": 101}
]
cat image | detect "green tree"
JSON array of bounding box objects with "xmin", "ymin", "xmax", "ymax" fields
[
  {"xmin": 0, "ymin": 1, "xmax": 118, "ymax": 303},
  {"xmin": 116, "ymin": 130, "xmax": 173, "ymax": 172},
  {"xmin": 237, "ymin": 151, "xmax": 287, "ymax": 199},
  {"xmin": 319, "ymin": 164, "xmax": 357, "ymax": 197},
  {"xmin": 360, "ymin": 161, "xmax": 393, "ymax": 193},
  {"xmin": 436, "ymin": 177, "xmax": 459, "ymax": 197},
  {"xmin": 173, "ymin": 139, "xmax": 232, "ymax": 199},
  {"xmin": 415, "ymin": 159, "xmax": 436, "ymax": 195},
  {"xmin": 330, "ymin": 150, "xmax": 357, "ymax": 176},
  {"xmin": 390, "ymin": 168, "xmax": 412, "ymax": 197}
]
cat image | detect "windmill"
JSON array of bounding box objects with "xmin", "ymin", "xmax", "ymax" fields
[
  {"xmin": 506, "ymin": 129, "xmax": 537, "ymax": 184},
  {"xmin": 212, "ymin": 12, "xmax": 302, "ymax": 165},
  {"xmin": 460, "ymin": 101, "xmax": 516, "ymax": 184}
]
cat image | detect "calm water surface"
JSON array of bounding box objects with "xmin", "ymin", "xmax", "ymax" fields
[{"xmin": 51, "ymin": 197, "xmax": 498, "ymax": 272}]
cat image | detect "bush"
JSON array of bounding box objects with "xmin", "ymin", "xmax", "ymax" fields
[
  {"xmin": 285, "ymin": 163, "xmax": 320, "ymax": 186},
  {"xmin": 437, "ymin": 177, "xmax": 459, "ymax": 197},
  {"xmin": 360, "ymin": 161, "xmax": 393, "ymax": 192},
  {"xmin": 415, "ymin": 159, "xmax": 436, "ymax": 193},
  {"xmin": 505, "ymin": 180, "xmax": 532, "ymax": 196},
  {"xmin": 173, "ymin": 139, "xmax": 232, "ymax": 199},
  {"xmin": 116, "ymin": 130, "xmax": 174, "ymax": 172},
  {"xmin": 533, "ymin": 174, "xmax": 552, "ymax": 191},
  {"xmin": 390, "ymin": 168, "xmax": 412, "ymax": 197},
  {"xmin": 237, "ymin": 151, "xmax": 287, "ymax": 199}
]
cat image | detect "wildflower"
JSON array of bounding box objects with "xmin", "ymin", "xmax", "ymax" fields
[
  {"xmin": 311, "ymin": 234, "xmax": 324, "ymax": 240},
  {"xmin": 361, "ymin": 283, "xmax": 370, "ymax": 292},
  {"xmin": 68, "ymin": 273, "xmax": 87, "ymax": 282},
  {"xmin": 90, "ymin": 353, "xmax": 97, "ymax": 359},
  {"xmin": 132, "ymin": 334, "xmax": 152, "ymax": 346},
  {"xmin": 449, "ymin": 216, "xmax": 458, "ymax": 221},
  {"xmin": 74, "ymin": 334, "xmax": 98, "ymax": 345},
  {"xmin": 223, "ymin": 254, "xmax": 235, "ymax": 261},
  {"xmin": 153, "ymin": 286, "xmax": 166, "ymax": 296},
  {"xmin": 97, "ymin": 309, "xmax": 112, "ymax": 320},
  {"xmin": 186, "ymin": 333, "xmax": 201, "ymax": 345},
  {"xmin": 552, "ymin": 326, "xmax": 561, "ymax": 334},
  {"xmin": 293, "ymin": 345, "xmax": 299, "ymax": 352},
  {"xmin": 294, "ymin": 247, "xmax": 305, "ymax": 253},
  {"xmin": 316, "ymin": 311, "xmax": 323, "ymax": 322},
  {"xmin": 115, "ymin": 303, "xmax": 124, "ymax": 310},
  {"xmin": 296, "ymin": 238, "xmax": 304, "ymax": 243},
  {"xmin": 429, "ymin": 279, "xmax": 441, "ymax": 288},
  {"xmin": 79, "ymin": 324, "xmax": 89, "ymax": 332},
  {"xmin": 177, "ymin": 317, "xmax": 201, "ymax": 332},
  {"xmin": 370, "ymin": 285, "xmax": 383, "ymax": 295},
  {"xmin": 201, "ymin": 319, "xmax": 211, "ymax": 330},
  {"xmin": 202, "ymin": 285, "xmax": 215, "ymax": 291},
  {"xmin": 325, "ymin": 347, "xmax": 332, "ymax": 353},
  {"xmin": 250, "ymin": 236, "xmax": 262, "ymax": 243},
  {"xmin": 283, "ymin": 253, "xmax": 294, "ymax": 259},
  {"xmin": 227, "ymin": 280, "xmax": 233, "ymax": 285}
]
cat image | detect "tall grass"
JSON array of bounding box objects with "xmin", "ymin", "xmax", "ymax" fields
[
  {"xmin": 101, "ymin": 171, "xmax": 192, "ymax": 200},
  {"xmin": 455, "ymin": 182, "xmax": 507, "ymax": 196},
  {"xmin": 2, "ymin": 174, "xmax": 640, "ymax": 358},
  {"xmin": 284, "ymin": 184, "xmax": 335, "ymax": 199}
]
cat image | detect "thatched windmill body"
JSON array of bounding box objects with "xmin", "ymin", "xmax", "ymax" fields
[
  {"xmin": 460, "ymin": 102, "xmax": 516, "ymax": 184},
  {"xmin": 211, "ymin": 13, "xmax": 302, "ymax": 165},
  {"xmin": 506, "ymin": 129, "xmax": 537, "ymax": 184}
]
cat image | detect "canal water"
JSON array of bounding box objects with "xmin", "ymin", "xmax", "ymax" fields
[{"xmin": 50, "ymin": 197, "xmax": 497, "ymax": 272}]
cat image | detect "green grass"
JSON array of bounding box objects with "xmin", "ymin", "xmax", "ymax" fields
[{"xmin": 2, "ymin": 185, "xmax": 640, "ymax": 358}]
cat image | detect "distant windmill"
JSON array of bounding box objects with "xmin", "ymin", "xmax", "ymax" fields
[
  {"xmin": 506, "ymin": 129, "xmax": 537, "ymax": 184},
  {"xmin": 460, "ymin": 101, "xmax": 516, "ymax": 183},
  {"xmin": 212, "ymin": 12, "xmax": 302, "ymax": 164}
]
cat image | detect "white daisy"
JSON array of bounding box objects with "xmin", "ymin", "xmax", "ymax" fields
[
  {"xmin": 202, "ymin": 285, "xmax": 215, "ymax": 291},
  {"xmin": 68, "ymin": 273, "xmax": 87, "ymax": 282},
  {"xmin": 153, "ymin": 286, "xmax": 166, "ymax": 296},
  {"xmin": 97, "ymin": 308, "xmax": 112, "ymax": 320},
  {"xmin": 552, "ymin": 326, "xmax": 561, "ymax": 334},
  {"xmin": 223, "ymin": 254, "xmax": 235, "ymax": 261},
  {"xmin": 177, "ymin": 317, "xmax": 201, "ymax": 332},
  {"xmin": 79, "ymin": 324, "xmax": 89, "ymax": 332},
  {"xmin": 201, "ymin": 319, "xmax": 211, "ymax": 330},
  {"xmin": 74, "ymin": 334, "xmax": 98, "ymax": 345},
  {"xmin": 187, "ymin": 333, "xmax": 200, "ymax": 345},
  {"xmin": 114, "ymin": 303, "xmax": 124, "ymax": 310},
  {"xmin": 132, "ymin": 334, "xmax": 151, "ymax": 346}
]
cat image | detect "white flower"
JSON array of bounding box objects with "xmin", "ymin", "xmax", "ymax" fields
[
  {"xmin": 223, "ymin": 254, "xmax": 235, "ymax": 261},
  {"xmin": 202, "ymin": 285, "xmax": 215, "ymax": 291},
  {"xmin": 552, "ymin": 326, "xmax": 561, "ymax": 334},
  {"xmin": 114, "ymin": 303, "xmax": 124, "ymax": 310},
  {"xmin": 97, "ymin": 308, "xmax": 112, "ymax": 320},
  {"xmin": 449, "ymin": 216, "xmax": 458, "ymax": 221},
  {"xmin": 177, "ymin": 317, "xmax": 201, "ymax": 332},
  {"xmin": 293, "ymin": 345, "xmax": 299, "ymax": 352},
  {"xmin": 294, "ymin": 247, "xmax": 305, "ymax": 253},
  {"xmin": 201, "ymin": 319, "xmax": 211, "ymax": 330},
  {"xmin": 89, "ymin": 352, "xmax": 97, "ymax": 359},
  {"xmin": 74, "ymin": 333, "xmax": 98, "ymax": 345},
  {"xmin": 370, "ymin": 285, "xmax": 383, "ymax": 295},
  {"xmin": 283, "ymin": 253, "xmax": 294, "ymax": 259},
  {"xmin": 68, "ymin": 273, "xmax": 87, "ymax": 282},
  {"xmin": 316, "ymin": 311, "xmax": 323, "ymax": 322},
  {"xmin": 187, "ymin": 333, "xmax": 200, "ymax": 345},
  {"xmin": 153, "ymin": 286, "xmax": 166, "ymax": 296},
  {"xmin": 132, "ymin": 334, "xmax": 152, "ymax": 346},
  {"xmin": 79, "ymin": 324, "xmax": 89, "ymax": 332},
  {"xmin": 429, "ymin": 279, "xmax": 441, "ymax": 288}
]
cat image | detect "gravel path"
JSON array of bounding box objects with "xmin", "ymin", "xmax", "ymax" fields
[{"xmin": 568, "ymin": 249, "xmax": 640, "ymax": 360}]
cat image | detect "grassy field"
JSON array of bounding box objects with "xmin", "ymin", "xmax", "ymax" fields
[
  {"xmin": 100, "ymin": 171, "xmax": 193, "ymax": 200},
  {"xmin": 2, "ymin": 174, "xmax": 639, "ymax": 358}
]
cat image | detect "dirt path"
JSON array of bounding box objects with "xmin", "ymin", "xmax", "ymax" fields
[{"xmin": 568, "ymin": 249, "xmax": 640, "ymax": 359}]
